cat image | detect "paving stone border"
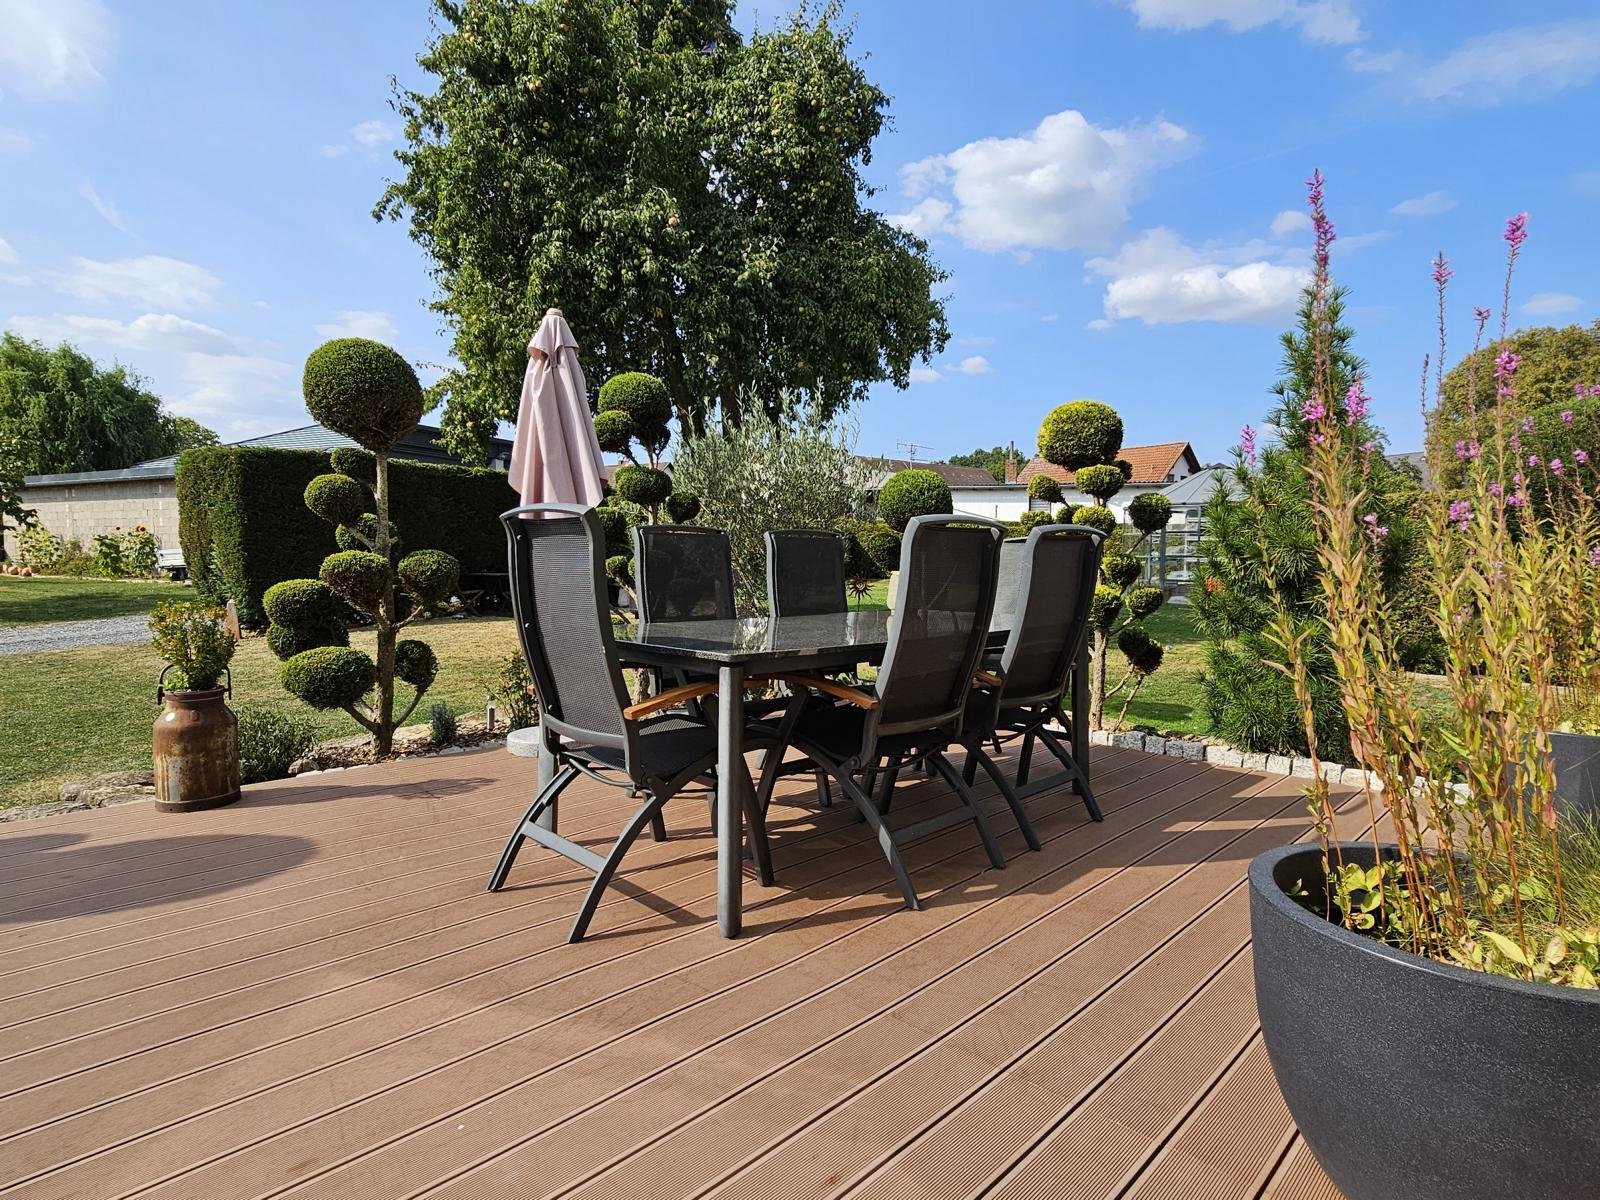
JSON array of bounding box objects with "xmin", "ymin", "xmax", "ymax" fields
[{"xmin": 1088, "ymin": 728, "xmax": 1382, "ymax": 792}]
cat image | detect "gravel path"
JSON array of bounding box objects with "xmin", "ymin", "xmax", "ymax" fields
[{"xmin": 0, "ymin": 615, "xmax": 152, "ymax": 656}]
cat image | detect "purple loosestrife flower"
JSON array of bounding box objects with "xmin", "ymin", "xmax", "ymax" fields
[
  {"xmin": 1504, "ymin": 212, "xmax": 1529, "ymax": 251},
  {"xmin": 1508, "ymin": 494, "xmax": 1526, "ymax": 508},
  {"xmin": 1490, "ymin": 482, "xmax": 1505, "ymax": 497},
  {"xmin": 1362, "ymin": 513, "xmax": 1389, "ymax": 542},
  {"xmin": 1300, "ymin": 396, "xmax": 1326, "ymax": 423},
  {"xmin": 1551, "ymin": 459, "xmax": 1564, "ymax": 476},
  {"xmin": 1307, "ymin": 169, "xmax": 1335, "ymax": 273},
  {"xmin": 1310, "ymin": 432, "xmax": 1327, "ymax": 446},
  {"xmin": 1591, "ymin": 544, "xmax": 1600, "ymax": 568},
  {"xmin": 1528, "ymin": 455, "xmax": 1541, "ymax": 468},
  {"xmin": 1577, "ymin": 450, "xmax": 1590, "ymax": 465},
  {"xmin": 1431, "ymin": 253, "xmax": 1452, "ymax": 288},
  {"xmin": 1344, "ymin": 380, "xmax": 1369, "ymax": 425},
  {"xmin": 1590, "ymin": 384, "xmax": 1600, "ymax": 398},
  {"xmin": 1521, "ymin": 416, "xmax": 1535, "ymax": 432},
  {"xmin": 1240, "ymin": 424, "xmax": 1257, "ymax": 466},
  {"xmin": 1562, "ymin": 410, "xmax": 1575, "ymax": 424},
  {"xmin": 1448, "ymin": 499, "xmax": 1472, "ymax": 530}
]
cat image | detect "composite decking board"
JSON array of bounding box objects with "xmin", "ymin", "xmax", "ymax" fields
[
  {"xmin": 257, "ymin": 766, "xmax": 1271, "ymax": 1200},
  {"xmin": 558, "ymin": 782, "xmax": 1299, "ymax": 1200},
  {"xmin": 0, "ymin": 745, "xmax": 1350, "ymax": 1200},
  {"xmin": 0, "ymin": 755, "xmax": 1161, "ymax": 1196},
  {"xmin": 93, "ymin": 760, "xmax": 1197, "ymax": 1199}
]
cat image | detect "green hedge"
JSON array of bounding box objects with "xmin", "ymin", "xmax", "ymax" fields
[{"xmin": 177, "ymin": 446, "xmax": 517, "ymax": 627}]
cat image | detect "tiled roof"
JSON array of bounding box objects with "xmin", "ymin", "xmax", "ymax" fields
[
  {"xmin": 862, "ymin": 458, "xmax": 1002, "ymax": 487},
  {"xmin": 1017, "ymin": 441, "xmax": 1198, "ymax": 487}
]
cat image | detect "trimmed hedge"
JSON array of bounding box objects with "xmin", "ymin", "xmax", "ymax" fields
[{"xmin": 178, "ymin": 445, "xmax": 518, "ymax": 627}]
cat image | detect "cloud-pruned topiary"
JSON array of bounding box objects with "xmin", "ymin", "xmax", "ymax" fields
[
  {"xmin": 1128, "ymin": 492, "xmax": 1173, "ymax": 534},
  {"xmin": 614, "ymin": 462, "xmax": 673, "ymax": 508},
  {"xmin": 598, "ymin": 371, "xmax": 672, "ymax": 453},
  {"xmin": 877, "ymin": 468, "xmax": 951, "ymax": 532},
  {"xmin": 1017, "ymin": 509, "xmax": 1051, "ymax": 530},
  {"xmin": 273, "ymin": 339, "xmax": 457, "ymax": 756},
  {"xmin": 1126, "ymin": 585, "xmax": 1164, "ymax": 620},
  {"xmin": 1115, "ymin": 457, "xmax": 1134, "ymax": 482},
  {"xmin": 1073, "ymin": 504, "xmax": 1118, "ymax": 536},
  {"xmin": 665, "ymin": 491, "xmax": 701, "ymax": 524},
  {"xmin": 1074, "ymin": 463, "xmax": 1125, "ymax": 504},
  {"xmin": 1090, "ymin": 584, "xmax": 1123, "ymax": 630},
  {"xmin": 1055, "ymin": 505, "xmax": 1077, "ymax": 524},
  {"xmin": 1116, "ymin": 624, "xmax": 1164, "ymax": 674},
  {"xmin": 593, "ymin": 410, "xmax": 634, "ymax": 454},
  {"xmin": 302, "ymin": 338, "xmax": 425, "ymax": 452},
  {"xmin": 1027, "ymin": 474, "xmax": 1062, "ymax": 503},
  {"xmin": 1038, "ymin": 400, "xmax": 1124, "ymax": 471},
  {"xmin": 1100, "ymin": 552, "xmax": 1141, "ymax": 590}
]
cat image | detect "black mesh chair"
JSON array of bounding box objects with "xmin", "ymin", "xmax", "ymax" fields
[
  {"xmin": 633, "ymin": 524, "xmax": 736, "ymax": 622},
  {"xmin": 753, "ymin": 514, "xmax": 1009, "ymax": 910},
  {"xmin": 489, "ymin": 505, "xmax": 775, "ymax": 943},
  {"xmin": 960, "ymin": 524, "xmax": 1105, "ymax": 849},
  {"xmin": 766, "ymin": 529, "xmax": 847, "ymax": 617}
]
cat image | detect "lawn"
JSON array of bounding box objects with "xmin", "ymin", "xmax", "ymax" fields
[
  {"xmin": 1116, "ymin": 603, "xmax": 1209, "ymax": 736},
  {"xmin": 0, "ymin": 575, "xmax": 194, "ymax": 625}
]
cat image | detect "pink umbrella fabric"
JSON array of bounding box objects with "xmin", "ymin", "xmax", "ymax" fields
[{"xmin": 508, "ymin": 308, "xmax": 607, "ymax": 509}]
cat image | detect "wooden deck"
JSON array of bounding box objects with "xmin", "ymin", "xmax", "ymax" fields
[{"xmin": 0, "ymin": 741, "xmax": 1347, "ymax": 1199}]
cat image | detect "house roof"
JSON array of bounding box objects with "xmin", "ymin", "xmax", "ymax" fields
[
  {"xmin": 861, "ymin": 458, "xmax": 1001, "ymax": 487},
  {"xmin": 1017, "ymin": 441, "xmax": 1199, "ymax": 487},
  {"xmin": 1159, "ymin": 465, "xmax": 1233, "ymax": 508}
]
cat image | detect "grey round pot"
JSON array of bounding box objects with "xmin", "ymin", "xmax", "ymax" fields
[
  {"xmin": 1551, "ymin": 731, "xmax": 1600, "ymax": 817},
  {"xmin": 1249, "ymin": 842, "xmax": 1600, "ymax": 1200}
]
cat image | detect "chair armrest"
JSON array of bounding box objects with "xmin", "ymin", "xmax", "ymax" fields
[
  {"xmin": 973, "ymin": 669, "xmax": 1003, "ymax": 689},
  {"xmin": 767, "ymin": 673, "xmax": 878, "ymax": 710},
  {"xmin": 623, "ymin": 681, "xmax": 718, "ymax": 721}
]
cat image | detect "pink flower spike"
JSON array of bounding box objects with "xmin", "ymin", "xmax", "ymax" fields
[
  {"xmin": 1562, "ymin": 410, "xmax": 1574, "ymax": 424},
  {"xmin": 1577, "ymin": 450, "xmax": 1590, "ymax": 465},
  {"xmin": 1490, "ymin": 482, "xmax": 1505, "ymax": 497},
  {"xmin": 1504, "ymin": 212, "xmax": 1529, "ymax": 250},
  {"xmin": 1240, "ymin": 424, "xmax": 1258, "ymax": 466},
  {"xmin": 1521, "ymin": 416, "xmax": 1535, "ymax": 432},
  {"xmin": 1528, "ymin": 455, "xmax": 1541, "ymax": 468},
  {"xmin": 1551, "ymin": 458, "xmax": 1564, "ymax": 476},
  {"xmin": 1590, "ymin": 384, "xmax": 1600, "ymax": 397},
  {"xmin": 1431, "ymin": 253, "xmax": 1452, "ymax": 288},
  {"xmin": 1344, "ymin": 380, "xmax": 1369, "ymax": 424}
]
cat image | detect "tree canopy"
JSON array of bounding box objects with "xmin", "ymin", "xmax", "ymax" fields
[
  {"xmin": 379, "ymin": 0, "xmax": 949, "ymax": 459},
  {"xmin": 947, "ymin": 445, "xmax": 1010, "ymax": 481},
  {"xmin": 0, "ymin": 334, "xmax": 218, "ymax": 475}
]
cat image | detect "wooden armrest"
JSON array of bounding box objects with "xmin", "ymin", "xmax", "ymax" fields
[
  {"xmin": 767, "ymin": 673, "xmax": 878, "ymax": 710},
  {"xmin": 623, "ymin": 681, "xmax": 717, "ymax": 721},
  {"xmin": 973, "ymin": 670, "xmax": 1003, "ymax": 689}
]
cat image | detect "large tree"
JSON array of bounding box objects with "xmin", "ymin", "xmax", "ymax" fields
[
  {"xmin": 0, "ymin": 334, "xmax": 218, "ymax": 474},
  {"xmin": 378, "ymin": 0, "xmax": 949, "ymax": 459},
  {"xmin": 947, "ymin": 445, "xmax": 1010, "ymax": 481}
]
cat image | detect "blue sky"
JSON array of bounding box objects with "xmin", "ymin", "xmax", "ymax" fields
[{"xmin": 1, "ymin": 1, "xmax": 1597, "ymax": 464}]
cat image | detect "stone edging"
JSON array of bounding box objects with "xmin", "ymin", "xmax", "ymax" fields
[{"xmin": 1088, "ymin": 728, "xmax": 1381, "ymax": 791}]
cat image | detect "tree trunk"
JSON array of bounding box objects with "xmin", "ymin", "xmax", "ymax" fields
[
  {"xmin": 372, "ymin": 451, "xmax": 397, "ymax": 757},
  {"xmin": 1090, "ymin": 629, "xmax": 1108, "ymax": 730},
  {"xmin": 651, "ymin": 308, "xmax": 699, "ymax": 437}
]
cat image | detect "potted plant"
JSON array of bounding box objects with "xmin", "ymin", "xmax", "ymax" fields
[
  {"xmin": 1247, "ymin": 180, "xmax": 1600, "ymax": 1200},
  {"xmin": 150, "ymin": 600, "xmax": 240, "ymax": 812}
]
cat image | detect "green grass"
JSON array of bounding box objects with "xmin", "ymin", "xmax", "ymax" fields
[
  {"xmin": 0, "ymin": 616, "xmax": 521, "ymax": 808},
  {"xmin": 0, "ymin": 575, "xmax": 194, "ymax": 626},
  {"xmin": 1115, "ymin": 603, "xmax": 1209, "ymax": 736}
]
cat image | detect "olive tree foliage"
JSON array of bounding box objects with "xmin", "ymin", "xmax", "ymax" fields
[
  {"xmin": 670, "ymin": 391, "xmax": 874, "ymax": 613},
  {"xmin": 1034, "ymin": 399, "xmax": 1173, "ymax": 729},
  {"xmin": 378, "ymin": 0, "xmax": 949, "ymax": 460},
  {"xmin": 269, "ymin": 339, "xmax": 460, "ymax": 758}
]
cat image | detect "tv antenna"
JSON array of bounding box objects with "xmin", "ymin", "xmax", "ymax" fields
[{"xmin": 897, "ymin": 440, "xmax": 931, "ymax": 462}]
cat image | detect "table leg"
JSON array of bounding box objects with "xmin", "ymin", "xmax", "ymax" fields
[
  {"xmin": 536, "ymin": 726, "xmax": 557, "ymax": 832},
  {"xmin": 717, "ymin": 663, "xmax": 746, "ymax": 938},
  {"xmin": 1071, "ymin": 649, "xmax": 1091, "ymax": 793}
]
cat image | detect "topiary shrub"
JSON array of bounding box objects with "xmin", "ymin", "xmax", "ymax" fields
[
  {"xmin": 877, "ymin": 468, "xmax": 951, "ymax": 532},
  {"xmin": 1115, "ymin": 458, "xmax": 1134, "ymax": 482},
  {"xmin": 282, "ymin": 646, "xmax": 375, "ymax": 710},
  {"xmin": 329, "ymin": 446, "xmax": 376, "ymax": 484},
  {"xmin": 1038, "ymin": 400, "xmax": 1124, "ymax": 470},
  {"xmin": 1116, "ymin": 624, "xmax": 1164, "ymax": 674},
  {"xmin": 614, "ymin": 463, "xmax": 673, "ymax": 508},
  {"xmin": 1090, "ymin": 584, "xmax": 1123, "ymax": 631},
  {"xmin": 606, "ymin": 553, "xmax": 634, "ymax": 587},
  {"xmin": 1027, "ymin": 474, "xmax": 1062, "ymax": 503},
  {"xmin": 665, "ymin": 491, "xmax": 701, "ymax": 524},
  {"xmin": 266, "ymin": 619, "xmax": 347, "ymax": 661},
  {"xmin": 1055, "ymin": 505, "xmax": 1077, "ymax": 524},
  {"xmin": 304, "ymin": 474, "xmax": 368, "ymax": 526},
  {"xmin": 857, "ymin": 520, "xmax": 902, "ymax": 574},
  {"xmin": 1074, "ymin": 463, "xmax": 1125, "ymax": 504},
  {"xmin": 263, "ymin": 578, "xmax": 342, "ymax": 628},
  {"xmin": 1017, "ymin": 509, "xmax": 1051, "ymax": 530},
  {"xmin": 593, "ymin": 410, "xmax": 635, "ymax": 454},
  {"xmin": 1101, "ymin": 552, "xmax": 1141, "ymax": 590},
  {"xmin": 394, "ymin": 639, "xmax": 438, "ymax": 689},
  {"xmin": 397, "ymin": 550, "xmax": 460, "ymax": 607},
  {"xmin": 320, "ymin": 550, "xmax": 391, "ymax": 612},
  {"xmin": 1128, "ymin": 493, "xmax": 1173, "ymax": 534},
  {"xmin": 235, "ymin": 703, "xmax": 318, "ymax": 784},
  {"xmin": 302, "ymin": 338, "xmax": 425, "ymax": 452},
  {"xmin": 598, "ymin": 371, "xmax": 672, "ymax": 442},
  {"xmin": 1073, "ymin": 504, "xmax": 1118, "ymax": 536},
  {"xmin": 336, "ymin": 513, "xmax": 402, "ymax": 558},
  {"xmin": 1126, "ymin": 585, "xmax": 1164, "ymax": 620}
]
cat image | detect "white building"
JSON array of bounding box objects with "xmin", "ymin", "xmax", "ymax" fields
[{"xmin": 1017, "ymin": 441, "xmax": 1201, "ymax": 522}]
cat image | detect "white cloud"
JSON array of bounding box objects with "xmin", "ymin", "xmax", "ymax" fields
[
  {"xmin": 314, "ymin": 309, "xmax": 400, "ymax": 344},
  {"xmin": 0, "ymin": 237, "xmax": 16, "ymax": 265},
  {"xmin": 1344, "ymin": 47, "xmax": 1401, "ymax": 73},
  {"xmin": 0, "ymin": 128, "xmax": 32, "ymax": 155},
  {"xmin": 952, "ymin": 355, "xmax": 992, "ymax": 375},
  {"xmin": 320, "ymin": 144, "xmax": 350, "ymax": 159},
  {"xmin": 1040, "ymin": 313, "xmax": 1059, "ymax": 323},
  {"xmin": 908, "ymin": 366, "xmax": 945, "ymax": 384},
  {"xmin": 1086, "ymin": 318, "xmax": 1114, "ymax": 332},
  {"xmin": 350, "ymin": 119, "xmax": 394, "ymax": 147},
  {"xmin": 0, "ymin": 0, "xmax": 113, "ymax": 99},
  {"xmin": 1408, "ymin": 19, "xmax": 1600, "ymax": 105},
  {"xmin": 55, "ymin": 254, "xmax": 222, "ymax": 312},
  {"xmin": 1331, "ymin": 229, "xmax": 1393, "ymax": 256},
  {"xmin": 5, "ymin": 311, "xmax": 258, "ymax": 356},
  {"xmin": 0, "ymin": 237, "xmax": 27, "ymax": 286},
  {"xmin": 1270, "ymin": 209, "xmax": 1312, "ymax": 236},
  {"xmin": 1522, "ymin": 292, "xmax": 1583, "ymax": 317},
  {"xmin": 1088, "ymin": 226, "xmax": 1309, "ymax": 326},
  {"xmin": 1391, "ymin": 190, "xmax": 1456, "ymax": 216},
  {"xmin": 1124, "ymin": 0, "xmax": 1362, "ymax": 45},
  {"xmin": 890, "ymin": 110, "xmax": 1194, "ymax": 254},
  {"xmin": 171, "ymin": 353, "xmax": 301, "ymax": 437},
  {"xmin": 78, "ymin": 179, "xmax": 126, "ymax": 231}
]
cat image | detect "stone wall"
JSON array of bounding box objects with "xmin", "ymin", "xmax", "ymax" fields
[{"xmin": 3, "ymin": 477, "xmax": 180, "ymax": 559}]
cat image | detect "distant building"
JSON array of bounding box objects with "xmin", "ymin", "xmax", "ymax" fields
[
  {"xmin": 6, "ymin": 422, "xmax": 513, "ymax": 561},
  {"xmin": 1018, "ymin": 441, "xmax": 1201, "ymax": 522}
]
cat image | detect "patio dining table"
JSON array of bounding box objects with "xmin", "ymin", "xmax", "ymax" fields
[{"xmin": 593, "ymin": 606, "xmax": 1092, "ymax": 938}]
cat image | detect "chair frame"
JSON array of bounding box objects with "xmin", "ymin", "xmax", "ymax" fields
[
  {"xmin": 489, "ymin": 504, "xmax": 775, "ymax": 942},
  {"xmin": 764, "ymin": 528, "xmax": 848, "ymax": 618}
]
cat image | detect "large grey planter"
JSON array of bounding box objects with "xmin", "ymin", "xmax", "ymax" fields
[
  {"xmin": 1551, "ymin": 731, "xmax": 1600, "ymax": 817},
  {"xmin": 1249, "ymin": 842, "xmax": 1600, "ymax": 1200}
]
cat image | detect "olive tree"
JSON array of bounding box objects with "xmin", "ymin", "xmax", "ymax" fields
[{"xmin": 267, "ymin": 339, "xmax": 460, "ymax": 757}]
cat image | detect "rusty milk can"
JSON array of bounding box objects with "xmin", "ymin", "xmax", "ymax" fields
[{"xmin": 153, "ymin": 666, "xmax": 241, "ymax": 812}]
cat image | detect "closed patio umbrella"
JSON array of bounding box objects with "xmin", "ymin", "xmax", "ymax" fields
[{"xmin": 508, "ymin": 308, "xmax": 606, "ymax": 508}]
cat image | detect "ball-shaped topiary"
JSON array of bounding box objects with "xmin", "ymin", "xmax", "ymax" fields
[
  {"xmin": 1074, "ymin": 464, "xmax": 1126, "ymax": 503},
  {"xmin": 1074, "ymin": 504, "xmax": 1118, "ymax": 536},
  {"xmin": 266, "ymin": 619, "xmax": 348, "ymax": 662},
  {"xmin": 320, "ymin": 550, "xmax": 391, "ymax": 613},
  {"xmin": 877, "ymin": 468, "xmax": 952, "ymax": 533},
  {"xmin": 1018, "ymin": 509, "xmax": 1051, "ymax": 530},
  {"xmin": 665, "ymin": 491, "xmax": 701, "ymax": 524},
  {"xmin": 397, "ymin": 550, "xmax": 460, "ymax": 606},
  {"xmin": 263, "ymin": 578, "xmax": 342, "ymax": 628},
  {"xmin": 1038, "ymin": 400, "xmax": 1124, "ymax": 471},
  {"xmin": 282, "ymin": 646, "xmax": 375, "ymax": 710},
  {"xmin": 593, "ymin": 410, "xmax": 635, "ymax": 454},
  {"xmin": 1116, "ymin": 624, "xmax": 1164, "ymax": 674},
  {"xmin": 1101, "ymin": 552, "xmax": 1141, "ymax": 590},
  {"xmin": 336, "ymin": 513, "xmax": 402, "ymax": 556},
  {"xmin": 330, "ymin": 446, "xmax": 376, "ymax": 484},
  {"xmin": 598, "ymin": 371, "xmax": 672, "ymax": 431},
  {"xmin": 1126, "ymin": 585, "xmax": 1164, "ymax": 620},
  {"xmin": 613, "ymin": 463, "xmax": 673, "ymax": 508},
  {"xmin": 595, "ymin": 504, "xmax": 632, "ymax": 555},
  {"xmin": 1055, "ymin": 505, "xmax": 1077, "ymax": 524},
  {"xmin": 1115, "ymin": 458, "xmax": 1134, "ymax": 482},
  {"xmin": 302, "ymin": 338, "xmax": 425, "ymax": 453},
  {"xmin": 1128, "ymin": 493, "xmax": 1173, "ymax": 534},
  {"xmin": 304, "ymin": 473, "xmax": 369, "ymax": 526},
  {"xmin": 606, "ymin": 554, "xmax": 634, "ymax": 586},
  {"xmin": 857, "ymin": 521, "xmax": 902, "ymax": 573},
  {"xmin": 1090, "ymin": 584, "xmax": 1124, "ymax": 630},
  {"xmin": 394, "ymin": 639, "xmax": 438, "ymax": 690},
  {"xmin": 1027, "ymin": 474, "xmax": 1062, "ymax": 504}
]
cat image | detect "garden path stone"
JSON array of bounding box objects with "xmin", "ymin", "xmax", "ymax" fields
[{"xmin": 0, "ymin": 615, "xmax": 151, "ymax": 656}]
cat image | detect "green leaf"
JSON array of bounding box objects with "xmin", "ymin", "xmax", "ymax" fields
[{"xmin": 1482, "ymin": 930, "xmax": 1530, "ymax": 968}]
